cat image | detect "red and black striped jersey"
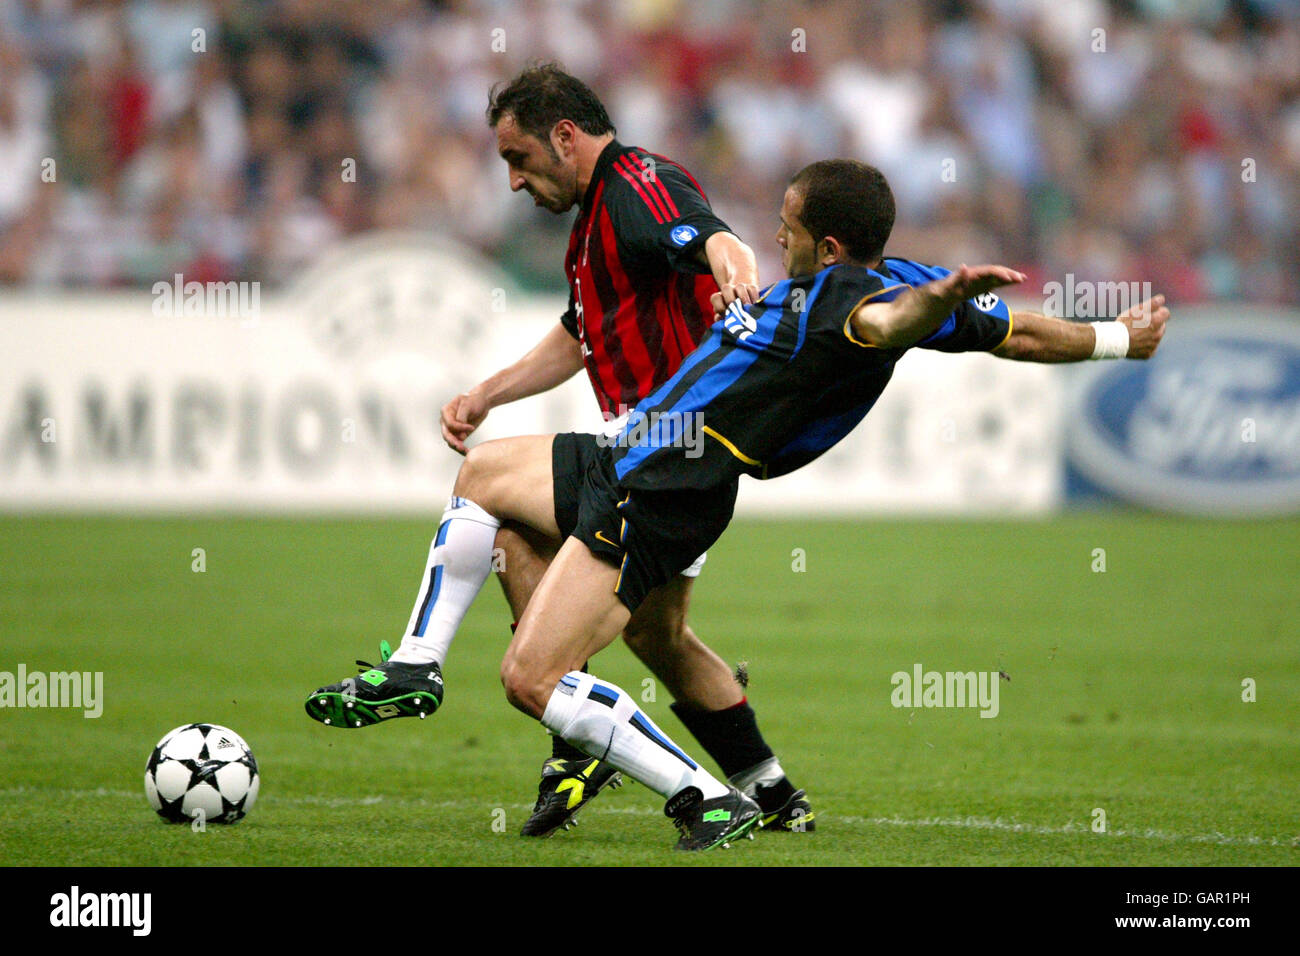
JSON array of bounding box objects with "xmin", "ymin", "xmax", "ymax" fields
[{"xmin": 561, "ymin": 140, "xmax": 732, "ymax": 417}]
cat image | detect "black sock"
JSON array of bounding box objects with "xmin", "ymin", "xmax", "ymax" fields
[
  {"xmin": 548, "ymin": 661, "xmax": 591, "ymax": 762},
  {"xmin": 670, "ymin": 699, "xmax": 775, "ymax": 780},
  {"xmin": 752, "ymin": 775, "xmax": 796, "ymax": 813},
  {"xmin": 550, "ymin": 734, "xmax": 590, "ymax": 762}
]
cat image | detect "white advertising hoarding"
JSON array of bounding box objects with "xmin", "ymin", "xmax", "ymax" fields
[{"xmin": 0, "ymin": 236, "xmax": 1062, "ymax": 515}]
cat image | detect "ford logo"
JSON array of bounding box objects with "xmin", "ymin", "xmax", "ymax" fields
[{"xmin": 1066, "ymin": 313, "xmax": 1300, "ymax": 515}]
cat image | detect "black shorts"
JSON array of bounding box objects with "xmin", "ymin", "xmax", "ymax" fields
[
  {"xmin": 552, "ymin": 432, "xmax": 603, "ymax": 541},
  {"xmin": 553, "ymin": 432, "xmax": 737, "ymax": 613}
]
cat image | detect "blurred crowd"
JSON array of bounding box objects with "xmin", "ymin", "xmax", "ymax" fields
[{"xmin": 1, "ymin": 0, "xmax": 1297, "ymax": 306}]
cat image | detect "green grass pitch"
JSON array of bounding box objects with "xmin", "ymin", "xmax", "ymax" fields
[{"xmin": 1, "ymin": 513, "xmax": 1296, "ymax": 866}]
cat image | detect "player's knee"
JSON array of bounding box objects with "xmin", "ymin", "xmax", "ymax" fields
[
  {"xmin": 452, "ymin": 442, "xmax": 508, "ymax": 503},
  {"xmin": 621, "ymin": 622, "xmax": 656, "ymax": 660},
  {"xmin": 499, "ymin": 655, "xmax": 547, "ymax": 718},
  {"xmin": 452, "ymin": 444, "xmax": 487, "ymax": 499},
  {"xmin": 499, "ymin": 657, "xmax": 529, "ymax": 712},
  {"xmin": 623, "ymin": 608, "xmax": 688, "ymax": 656}
]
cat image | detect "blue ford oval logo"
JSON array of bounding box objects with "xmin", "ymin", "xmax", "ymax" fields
[{"xmin": 1067, "ymin": 315, "xmax": 1300, "ymax": 514}]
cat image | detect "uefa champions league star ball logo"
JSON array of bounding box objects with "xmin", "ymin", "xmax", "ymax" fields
[
  {"xmin": 670, "ymin": 225, "xmax": 699, "ymax": 247},
  {"xmin": 288, "ymin": 233, "xmax": 504, "ymax": 371}
]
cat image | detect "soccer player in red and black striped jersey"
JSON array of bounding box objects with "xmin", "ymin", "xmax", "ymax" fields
[
  {"xmin": 304, "ymin": 65, "xmax": 814, "ymax": 836},
  {"xmin": 551, "ymin": 132, "xmax": 734, "ymax": 420}
]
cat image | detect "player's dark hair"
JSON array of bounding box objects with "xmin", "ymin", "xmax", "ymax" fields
[
  {"xmin": 790, "ymin": 160, "xmax": 895, "ymax": 265},
  {"xmin": 487, "ymin": 63, "xmax": 616, "ymax": 151}
]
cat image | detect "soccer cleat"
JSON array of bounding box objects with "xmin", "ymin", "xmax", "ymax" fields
[
  {"xmin": 304, "ymin": 642, "xmax": 444, "ymax": 729},
  {"xmin": 753, "ymin": 778, "xmax": 816, "ymax": 832},
  {"xmin": 665, "ymin": 785, "xmax": 761, "ymax": 851},
  {"xmin": 519, "ymin": 756, "xmax": 623, "ymax": 837}
]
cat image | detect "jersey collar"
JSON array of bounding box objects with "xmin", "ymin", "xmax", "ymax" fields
[{"xmin": 583, "ymin": 139, "xmax": 624, "ymax": 211}]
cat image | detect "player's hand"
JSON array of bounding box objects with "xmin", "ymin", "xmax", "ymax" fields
[
  {"xmin": 439, "ymin": 390, "xmax": 490, "ymax": 455},
  {"xmin": 1118, "ymin": 294, "xmax": 1169, "ymax": 360},
  {"xmin": 710, "ymin": 281, "xmax": 761, "ymax": 316},
  {"xmin": 935, "ymin": 264, "xmax": 1027, "ymax": 305}
]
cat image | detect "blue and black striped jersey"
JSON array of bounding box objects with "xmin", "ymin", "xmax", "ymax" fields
[{"xmin": 609, "ymin": 257, "xmax": 1014, "ymax": 490}]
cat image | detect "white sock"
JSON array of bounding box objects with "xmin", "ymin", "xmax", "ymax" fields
[
  {"xmin": 729, "ymin": 755, "xmax": 786, "ymax": 795},
  {"xmin": 540, "ymin": 671, "xmax": 729, "ymax": 801},
  {"xmin": 389, "ymin": 497, "xmax": 500, "ymax": 665}
]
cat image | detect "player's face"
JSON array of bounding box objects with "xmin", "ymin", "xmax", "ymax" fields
[
  {"xmin": 495, "ymin": 113, "xmax": 580, "ymax": 213},
  {"xmin": 776, "ymin": 187, "xmax": 821, "ymax": 279}
]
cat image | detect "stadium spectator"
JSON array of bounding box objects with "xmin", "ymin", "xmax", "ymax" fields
[{"xmin": 0, "ymin": 0, "xmax": 1295, "ymax": 304}]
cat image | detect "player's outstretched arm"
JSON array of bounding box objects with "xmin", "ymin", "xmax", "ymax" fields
[
  {"xmin": 702, "ymin": 232, "xmax": 761, "ymax": 316},
  {"xmin": 439, "ymin": 322, "xmax": 584, "ymax": 454},
  {"xmin": 992, "ymin": 295, "xmax": 1170, "ymax": 363},
  {"xmin": 852, "ymin": 264, "xmax": 1026, "ymax": 350}
]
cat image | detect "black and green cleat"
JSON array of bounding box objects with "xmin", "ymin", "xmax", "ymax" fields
[
  {"xmin": 305, "ymin": 642, "xmax": 444, "ymax": 729},
  {"xmin": 520, "ymin": 757, "xmax": 624, "ymax": 837},
  {"xmin": 665, "ymin": 785, "xmax": 762, "ymax": 851},
  {"xmin": 753, "ymin": 778, "xmax": 816, "ymax": 832}
]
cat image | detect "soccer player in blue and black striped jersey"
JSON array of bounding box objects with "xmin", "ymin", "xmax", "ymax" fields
[
  {"xmin": 498, "ymin": 159, "xmax": 1169, "ymax": 849},
  {"xmin": 305, "ymin": 66, "xmax": 815, "ymax": 838}
]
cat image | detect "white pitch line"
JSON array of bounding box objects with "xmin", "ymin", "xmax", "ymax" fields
[
  {"xmin": 834, "ymin": 814, "xmax": 1298, "ymax": 848},
  {"xmin": 1, "ymin": 787, "xmax": 1292, "ymax": 848}
]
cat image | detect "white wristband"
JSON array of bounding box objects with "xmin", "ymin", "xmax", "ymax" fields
[{"xmin": 1089, "ymin": 321, "xmax": 1129, "ymax": 360}]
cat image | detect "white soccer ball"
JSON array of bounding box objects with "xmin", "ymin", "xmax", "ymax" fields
[{"xmin": 144, "ymin": 723, "xmax": 260, "ymax": 825}]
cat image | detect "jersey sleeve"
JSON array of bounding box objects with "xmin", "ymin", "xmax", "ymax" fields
[
  {"xmin": 605, "ymin": 154, "xmax": 732, "ymax": 274},
  {"xmin": 916, "ymin": 290, "xmax": 1014, "ymax": 353},
  {"xmin": 835, "ymin": 273, "xmax": 900, "ymax": 350},
  {"xmin": 560, "ymin": 288, "xmax": 579, "ymax": 340},
  {"xmin": 832, "ymin": 264, "xmax": 1014, "ymax": 354}
]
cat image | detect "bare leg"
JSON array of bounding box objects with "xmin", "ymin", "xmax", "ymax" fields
[
  {"xmin": 495, "ymin": 527, "xmax": 741, "ymax": 709},
  {"xmin": 500, "ymin": 538, "xmax": 630, "ymax": 718},
  {"xmin": 625, "ymin": 575, "xmax": 784, "ymax": 792},
  {"xmin": 489, "ymin": 473, "xmax": 795, "ymax": 820},
  {"xmin": 492, "ymin": 521, "xmax": 557, "ymax": 623},
  {"xmin": 475, "ymin": 444, "xmax": 780, "ymax": 789},
  {"xmin": 499, "ymin": 537, "xmax": 729, "ymax": 803},
  {"xmin": 454, "ymin": 436, "xmax": 560, "ymax": 537},
  {"xmin": 621, "ymin": 576, "xmax": 742, "ymax": 711}
]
